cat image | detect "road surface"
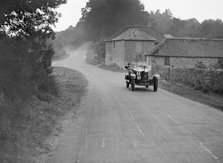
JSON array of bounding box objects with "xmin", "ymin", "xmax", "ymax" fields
[{"xmin": 49, "ymin": 44, "xmax": 223, "ymax": 163}]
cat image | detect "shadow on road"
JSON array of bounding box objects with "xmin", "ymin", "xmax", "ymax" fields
[{"xmin": 124, "ymin": 87, "xmax": 156, "ymax": 92}]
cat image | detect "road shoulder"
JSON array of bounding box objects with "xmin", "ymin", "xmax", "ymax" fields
[
  {"xmin": 159, "ymin": 80, "xmax": 223, "ymax": 111},
  {"xmin": 35, "ymin": 67, "xmax": 88, "ymax": 162}
]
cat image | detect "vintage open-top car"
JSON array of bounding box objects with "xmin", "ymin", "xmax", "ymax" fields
[{"xmin": 125, "ymin": 62, "xmax": 158, "ymax": 91}]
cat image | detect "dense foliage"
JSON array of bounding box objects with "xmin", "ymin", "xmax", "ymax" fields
[
  {"xmin": 150, "ymin": 9, "xmax": 223, "ymax": 38},
  {"xmin": 0, "ymin": 2, "xmax": 67, "ymax": 162},
  {"xmin": 81, "ymin": 0, "xmax": 150, "ymax": 40},
  {"xmin": 79, "ymin": 1, "xmax": 223, "ymax": 42},
  {"xmin": 0, "ymin": 0, "xmax": 66, "ymax": 102},
  {"xmin": 55, "ymin": 22, "xmax": 87, "ymax": 48}
]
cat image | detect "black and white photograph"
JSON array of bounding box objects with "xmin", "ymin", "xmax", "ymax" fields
[{"xmin": 0, "ymin": 0, "xmax": 223, "ymax": 162}]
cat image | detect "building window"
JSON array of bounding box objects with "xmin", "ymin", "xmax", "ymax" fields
[
  {"xmin": 164, "ymin": 57, "xmax": 170, "ymax": 66},
  {"xmin": 113, "ymin": 41, "xmax": 115, "ymax": 48},
  {"xmin": 217, "ymin": 58, "xmax": 223, "ymax": 68},
  {"xmin": 218, "ymin": 58, "xmax": 223, "ymax": 63}
]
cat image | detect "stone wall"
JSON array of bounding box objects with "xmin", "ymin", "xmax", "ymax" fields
[
  {"xmin": 170, "ymin": 57, "xmax": 219, "ymax": 68},
  {"xmin": 152, "ymin": 65, "xmax": 223, "ymax": 93},
  {"xmin": 125, "ymin": 41, "xmax": 136, "ymax": 63},
  {"xmin": 105, "ymin": 42, "xmax": 112, "ymax": 65},
  {"xmin": 151, "ymin": 56, "xmax": 165, "ymax": 66},
  {"xmin": 113, "ymin": 41, "xmax": 125, "ymax": 67},
  {"xmin": 148, "ymin": 56, "xmax": 220, "ymax": 68},
  {"xmin": 106, "ymin": 40, "xmax": 155, "ymax": 67},
  {"xmin": 125, "ymin": 40, "xmax": 155, "ymax": 63},
  {"xmin": 105, "ymin": 41, "xmax": 125, "ymax": 67}
]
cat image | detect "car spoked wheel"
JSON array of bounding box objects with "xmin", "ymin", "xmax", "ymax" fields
[{"xmin": 153, "ymin": 77, "xmax": 158, "ymax": 92}]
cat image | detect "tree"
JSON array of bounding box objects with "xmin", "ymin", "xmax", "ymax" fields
[
  {"xmin": 166, "ymin": 18, "xmax": 185, "ymax": 36},
  {"xmin": 0, "ymin": 0, "xmax": 66, "ymax": 101},
  {"xmin": 177, "ymin": 18, "xmax": 200, "ymax": 37},
  {"xmin": 150, "ymin": 9, "xmax": 173, "ymax": 33},
  {"xmin": 199, "ymin": 19, "xmax": 223, "ymax": 38},
  {"xmin": 1, "ymin": 0, "xmax": 66, "ymax": 37},
  {"xmin": 55, "ymin": 22, "xmax": 87, "ymax": 48},
  {"xmin": 81, "ymin": 0, "xmax": 150, "ymax": 40}
]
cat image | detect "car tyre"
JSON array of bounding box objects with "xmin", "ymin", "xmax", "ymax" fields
[
  {"xmin": 153, "ymin": 77, "xmax": 158, "ymax": 92},
  {"xmin": 131, "ymin": 80, "xmax": 135, "ymax": 91},
  {"xmin": 126, "ymin": 81, "xmax": 129, "ymax": 88}
]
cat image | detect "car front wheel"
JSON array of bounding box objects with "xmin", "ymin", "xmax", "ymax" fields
[
  {"xmin": 131, "ymin": 80, "xmax": 135, "ymax": 91},
  {"xmin": 153, "ymin": 77, "xmax": 158, "ymax": 92},
  {"xmin": 126, "ymin": 81, "xmax": 129, "ymax": 88}
]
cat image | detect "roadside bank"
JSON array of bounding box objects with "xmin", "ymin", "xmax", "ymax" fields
[{"xmin": 0, "ymin": 67, "xmax": 88, "ymax": 163}]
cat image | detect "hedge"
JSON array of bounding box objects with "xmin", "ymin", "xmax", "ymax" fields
[{"xmin": 152, "ymin": 65, "xmax": 223, "ymax": 93}]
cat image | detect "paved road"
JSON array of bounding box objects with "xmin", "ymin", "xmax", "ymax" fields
[{"xmin": 49, "ymin": 44, "xmax": 223, "ymax": 163}]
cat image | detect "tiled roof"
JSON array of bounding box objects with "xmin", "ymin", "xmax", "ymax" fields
[
  {"xmin": 136, "ymin": 26, "xmax": 164, "ymax": 41},
  {"xmin": 112, "ymin": 28, "xmax": 157, "ymax": 41},
  {"xmin": 145, "ymin": 38, "xmax": 223, "ymax": 58}
]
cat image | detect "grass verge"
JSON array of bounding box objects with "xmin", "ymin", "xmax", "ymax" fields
[
  {"xmin": 0, "ymin": 67, "xmax": 88, "ymax": 163},
  {"xmin": 159, "ymin": 80, "xmax": 223, "ymax": 111}
]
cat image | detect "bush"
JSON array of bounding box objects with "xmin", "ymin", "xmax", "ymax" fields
[
  {"xmin": 211, "ymin": 58, "xmax": 223, "ymax": 70},
  {"xmin": 37, "ymin": 75, "xmax": 59, "ymax": 96},
  {"xmin": 194, "ymin": 61, "xmax": 207, "ymax": 69},
  {"xmin": 152, "ymin": 65, "xmax": 223, "ymax": 93},
  {"xmin": 0, "ymin": 34, "xmax": 58, "ymax": 103}
]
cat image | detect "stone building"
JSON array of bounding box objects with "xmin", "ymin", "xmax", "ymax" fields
[
  {"xmin": 105, "ymin": 26, "xmax": 163, "ymax": 67},
  {"xmin": 145, "ymin": 38, "xmax": 223, "ymax": 68}
]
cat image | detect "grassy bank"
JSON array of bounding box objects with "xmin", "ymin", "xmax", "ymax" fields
[
  {"xmin": 159, "ymin": 80, "xmax": 223, "ymax": 111},
  {"xmin": 0, "ymin": 67, "xmax": 88, "ymax": 163}
]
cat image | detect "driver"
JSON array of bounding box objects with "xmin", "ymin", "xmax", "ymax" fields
[
  {"xmin": 126, "ymin": 63, "xmax": 132, "ymax": 70},
  {"xmin": 125, "ymin": 63, "xmax": 135, "ymax": 75}
]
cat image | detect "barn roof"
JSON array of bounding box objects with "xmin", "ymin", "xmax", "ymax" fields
[
  {"xmin": 145, "ymin": 37, "xmax": 223, "ymax": 58},
  {"xmin": 111, "ymin": 28, "xmax": 156, "ymax": 41},
  {"xmin": 135, "ymin": 26, "xmax": 164, "ymax": 41}
]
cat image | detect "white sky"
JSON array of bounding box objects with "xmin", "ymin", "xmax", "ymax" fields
[{"xmin": 54, "ymin": 0, "xmax": 223, "ymax": 32}]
